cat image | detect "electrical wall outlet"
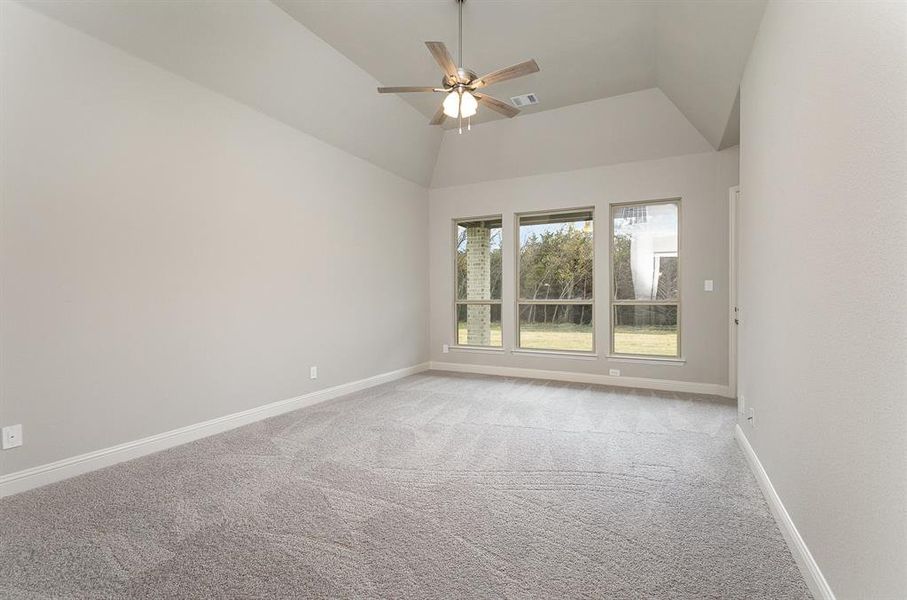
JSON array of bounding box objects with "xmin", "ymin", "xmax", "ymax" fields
[
  {"xmin": 704, "ymin": 279, "xmax": 714, "ymax": 292},
  {"xmin": 609, "ymin": 369, "xmax": 620, "ymax": 377},
  {"xmin": 2, "ymin": 424, "xmax": 23, "ymax": 450},
  {"xmin": 310, "ymin": 366, "xmax": 318, "ymax": 380},
  {"xmin": 442, "ymin": 344, "xmax": 449, "ymax": 353},
  {"xmin": 747, "ymin": 407, "xmax": 755, "ymax": 428}
]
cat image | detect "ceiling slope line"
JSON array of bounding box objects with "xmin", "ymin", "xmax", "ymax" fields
[{"xmin": 21, "ymin": 0, "xmax": 442, "ymax": 186}]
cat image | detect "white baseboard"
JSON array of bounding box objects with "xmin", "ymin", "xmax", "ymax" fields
[
  {"xmin": 735, "ymin": 425, "xmax": 836, "ymax": 600},
  {"xmin": 429, "ymin": 361, "xmax": 731, "ymax": 397},
  {"xmin": 0, "ymin": 362, "xmax": 430, "ymax": 498}
]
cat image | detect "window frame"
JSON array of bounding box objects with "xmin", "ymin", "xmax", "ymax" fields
[
  {"xmin": 609, "ymin": 198, "xmax": 682, "ymax": 358},
  {"xmin": 515, "ymin": 207, "xmax": 596, "ymax": 354},
  {"xmin": 452, "ymin": 215, "xmax": 503, "ymax": 349}
]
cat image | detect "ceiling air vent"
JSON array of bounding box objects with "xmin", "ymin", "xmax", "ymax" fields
[{"xmin": 510, "ymin": 93, "xmax": 539, "ymax": 108}]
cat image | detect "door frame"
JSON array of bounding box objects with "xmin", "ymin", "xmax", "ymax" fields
[{"xmin": 728, "ymin": 186, "xmax": 740, "ymax": 399}]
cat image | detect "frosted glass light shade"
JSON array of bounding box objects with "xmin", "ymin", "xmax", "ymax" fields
[
  {"xmin": 442, "ymin": 90, "xmax": 479, "ymax": 119},
  {"xmin": 443, "ymin": 91, "xmax": 460, "ymax": 118},
  {"xmin": 460, "ymin": 91, "xmax": 478, "ymax": 117}
]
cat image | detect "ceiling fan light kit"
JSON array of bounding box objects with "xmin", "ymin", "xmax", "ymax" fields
[
  {"xmin": 443, "ymin": 89, "xmax": 477, "ymax": 119},
  {"xmin": 377, "ymin": 0, "xmax": 540, "ymax": 133}
]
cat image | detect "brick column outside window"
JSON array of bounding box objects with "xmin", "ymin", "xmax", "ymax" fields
[{"xmin": 466, "ymin": 226, "xmax": 491, "ymax": 345}]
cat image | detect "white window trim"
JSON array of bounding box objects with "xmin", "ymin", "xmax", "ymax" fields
[
  {"xmin": 609, "ymin": 198, "xmax": 682, "ymax": 359},
  {"xmin": 452, "ymin": 215, "xmax": 504, "ymax": 349},
  {"xmin": 512, "ymin": 348, "xmax": 598, "ymax": 360},
  {"xmin": 606, "ymin": 354, "xmax": 686, "ymax": 365},
  {"xmin": 515, "ymin": 207, "xmax": 596, "ymax": 354},
  {"xmin": 449, "ymin": 345, "xmax": 506, "ymax": 354}
]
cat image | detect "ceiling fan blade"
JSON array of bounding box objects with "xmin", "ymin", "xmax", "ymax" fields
[
  {"xmin": 475, "ymin": 59, "xmax": 540, "ymax": 88},
  {"xmin": 429, "ymin": 104, "xmax": 446, "ymax": 126},
  {"xmin": 476, "ymin": 94, "xmax": 519, "ymax": 118},
  {"xmin": 425, "ymin": 41, "xmax": 459, "ymax": 82},
  {"xmin": 377, "ymin": 86, "xmax": 438, "ymax": 93}
]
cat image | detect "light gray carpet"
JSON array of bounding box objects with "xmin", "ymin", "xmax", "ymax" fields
[{"xmin": 0, "ymin": 371, "xmax": 811, "ymax": 599}]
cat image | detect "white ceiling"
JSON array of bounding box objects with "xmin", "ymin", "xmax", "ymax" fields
[
  {"xmin": 17, "ymin": 0, "xmax": 442, "ymax": 185},
  {"xmin": 276, "ymin": 0, "xmax": 765, "ymax": 147},
  {"xmin": 431, "ymin": 88, "xmax": 714, "ymax": 188},
  {"xmin": 18, "ymin": 0, "xmax": 765, "ymax": 187}
]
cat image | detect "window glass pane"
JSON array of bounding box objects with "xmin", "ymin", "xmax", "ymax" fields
[
  {"xmin": 519, "ymin": 304, "xmax": 593, "ymax": 352},
  {"xmin": 519, "ymin": 213, "xmax": 593, "ymax": 301},
  {"xmin": 612, "ymin": 203, "xmax": 678, "ymax": 300},
  {"xmin": 457, "ymin": 303, "xmax": 502, "ymax": 347},
  {"xmin": 457, "ymin": 220, "xmax": 502, "ymax": 301},
  {"xmin": 612, "ymin": 305, "xmax": 678, "ymax": 356}
]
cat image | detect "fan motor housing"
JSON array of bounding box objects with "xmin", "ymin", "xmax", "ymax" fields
[{"xmin": 444, "ymin": 68, "xmax": 478, "ymax": 88}]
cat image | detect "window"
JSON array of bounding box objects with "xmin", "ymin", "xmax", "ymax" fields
[
  {"xmin": 517, "ymin": 210, "xmax": 594, "ymax": 352},
  {"xmin": 455, "ymin": 217, "xmax": 502, "ymax": 347},
  {"xmin": 610, "ymin": 200, "xmax": 680, "ymax": 357}
]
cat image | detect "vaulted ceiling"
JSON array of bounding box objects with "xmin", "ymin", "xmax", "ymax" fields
[
  {"xmin": 18, "ymin": 0, "xmax": 443, "ymax": 185},
  {"xmin": 20, "ymin": 0, "xmax": 765, "ymax": 186},
  {"xmin": 276, "ymin": 0, "xmax": 765, "ymax": 147}
]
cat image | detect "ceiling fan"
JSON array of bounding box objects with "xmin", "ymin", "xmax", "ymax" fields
[{"xmin": 377, "ymin": 0, "xmax": 539, "ymax": 132}]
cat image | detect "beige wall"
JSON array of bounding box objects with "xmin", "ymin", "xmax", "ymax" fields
[
  {"xmin": 429, "ymin": 148, "xmax": 739, "ymax": 387},
  {"xmin": 738, "ymin": 1, "xmax": 907, "ymax": 597},
  {"xmin": 0, "ymin": 3, "xmax": 429, "ymax": 475}
]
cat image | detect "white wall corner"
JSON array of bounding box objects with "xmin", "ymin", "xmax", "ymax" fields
[
  {"xmin": 653, "ymin": 0, "xmax": 766, "ymax": 149},
  {"xmin": 735, "ymin": 425, "xmax": 837, "ymax": 600}
]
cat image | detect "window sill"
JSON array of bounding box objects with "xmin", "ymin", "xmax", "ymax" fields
[
  {"xmin": 511, "ymin": 348, "xmax": 598, "ymax": 360},
  {"xmin": 606, "ymin": 354, "xmax": 686, "ymax": 365},
  {"xmin": 448, "ymin": 345, "xmax": 506, "ymax": 354}
]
